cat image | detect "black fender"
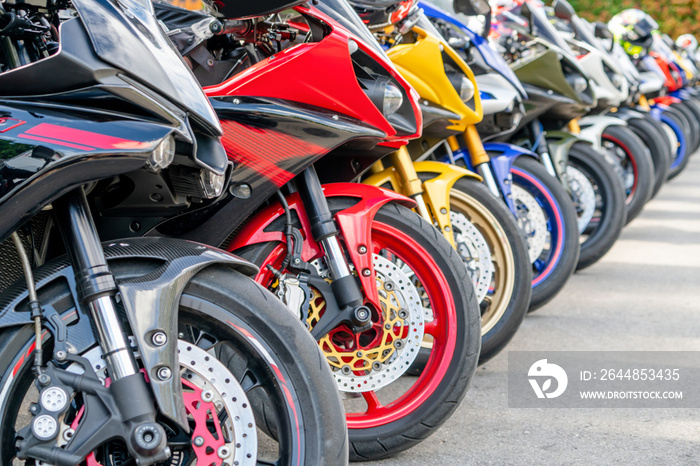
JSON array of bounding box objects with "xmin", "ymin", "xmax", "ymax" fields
[
  {"xmin": 0, "ymin": 237, "xmax": 257, "ymax": 429},
  {"xmin": 0, "ymin": 101, "xmax": 174, "ymax": 243}
]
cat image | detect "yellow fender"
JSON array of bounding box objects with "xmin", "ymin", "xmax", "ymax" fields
[
  {"xmin": 364, "ymin": 161, "xmax": 481, "ymax": 246},
  {"xmin": 387, "ymin": 27, "xmax": 482, "ymax": 132}
]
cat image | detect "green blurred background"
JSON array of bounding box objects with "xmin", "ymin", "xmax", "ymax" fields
[{"xmin": 569, "ymin": 0, "xmax": 699, "ymax": 38}]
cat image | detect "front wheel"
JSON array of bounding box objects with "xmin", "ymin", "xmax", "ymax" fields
[
  {"xmin": 567, "ymin": 143, "xmax": 626, "ymax": 270},
  {"xmin": 511, "ymin": 157, "xmax": 580, "ymax": 312},
  {"xmin": 601, "ymin": 125, "xmax": 654, "ymax": 224},
  {"xmin": 0, "ymin": 265, "xmax": 348, "ymax": 465},
  {"xmin": 237, "ymin": 200, "xmax": 481, "ymax": 461}
]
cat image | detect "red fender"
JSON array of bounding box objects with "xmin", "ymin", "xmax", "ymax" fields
[
  {"xmin": 651, "ymin": 95, "xmax": 681, "ymax": 106},
  {"xmin": 227, "ymin": 183, "xmax": 416, "ymax": 309}
]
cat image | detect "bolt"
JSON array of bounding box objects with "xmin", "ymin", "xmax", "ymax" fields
[
  {"xmin": 341, "ymin": 365, "xmax": 352, "ymax": 375},
  {"xmin": 398, "ymin": 310, "xmax": 408, "ymax": 319},
  {"xmin": 394, "ymin": 340, "xmax": 403, "ymax": 349},
  {"xmin": 294, "ymin": 258, "xmax": 301, "ymax": 264},
  {"xmin": 358, "ymin": 245, "xmax": 367, "ymax": 254},
  {"xmin": 332, "ymin": 115, "xmax": 339, "ymax": 121},
  {"xmin": 201, "ymin": 390, "xmax": 214, "ymax": 403},
  {"xmin": 55, "ymin": 350, "xmax": 66, "ymax": 361},
  {"xmin": 444, "ymin": 226, "xmax": 451, "ymax": 232},
  {"xmin": 207, "ymin": 58, "xmax": 214, "ymax": 66},
  {"xmin": 232, "ymin": 98, "xmax": 240, "ymax": 105},
  {"xmin": 156, "ymin": 367, "xmax": 172, "ymax": 381},
  {"xmin": 37, "ymin": 374, "xmax": 51, "ymax": 386},
  {"xmin": 63, "ymin": 428, "xmax": 75, "ymax": 442},
  {"xmin": 362, "ymin": 269, "xmax": 371, "ymax": 277},
  {"xmin": 356, "ymin": 351, "xmax": 364, "ymax": 357},
  {"xmin": 30, "ymin": 404, "xmax": 39, "ymax": 414},
  {"xmin": 440, "ymin": 208, "xmax": 448, "ymax": 214},
  {"xmin": 384, "ymin": 282, "xmax": 394, "ymax": 291},
  {"xmin": 218, "ymin": 446, "xmax": 231, "ymax": 459},
  {"xmin": 193, "ymin": 436, "xmax": 205, "ymax": 447},
  {"xmin": 152, "ymin": 332, "xmax": 167, "ymax": 347},
  {"xmin": 372, "ymin": 362, "xmax": 382, "ymax": 371},
  {"xmin": 385, "ymin": 323, "xmax": 392, "ymax": 330}
]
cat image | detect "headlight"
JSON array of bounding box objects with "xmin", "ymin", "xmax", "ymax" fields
[
  {"xmin": 383, "ymin": 82, "xmax": 404, "ymax": 116},
  {"xmin": 147, "ymin": 135, "xmax": 175, "ymax": 172},
  {"xmin": 458, "ymin": 76, "xmax": 475, "ymax": 102},
  {"xmin": 567, "ymin": 76, "xmax": 588, "ymax": 94},
  {"xmin": 199, "ymin": 169, "xmax": 225, "ymax": 198}
]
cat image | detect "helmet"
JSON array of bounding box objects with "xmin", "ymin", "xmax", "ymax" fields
[
  {"xmin": 348, "ymin": 0, "xmax": 416, "ymax": 30},
  {"xmin": 609, "ymin": 9, "xmax": 659, "ymax": 57},
  {"xmin": 676, "ymin": 34, "xmax": 698, "ymax": 54}
]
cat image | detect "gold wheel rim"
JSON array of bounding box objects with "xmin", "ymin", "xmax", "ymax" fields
[{"xmin": 450, "ymin": 190, "xmax": 516, "ymax": 335}]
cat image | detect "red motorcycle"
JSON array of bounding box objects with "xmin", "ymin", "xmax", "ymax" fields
[{"xmin": 148, "ymin": 0, "xmax": 481, "ymax": 460}]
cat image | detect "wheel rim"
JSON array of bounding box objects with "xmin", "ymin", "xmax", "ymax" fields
[
  {"xmin": 511, "ymin": 167, "xmax": 566, "ymax": 288},
  {"xmin": 566, "ymin": 165, "xmax": 596, "ymax": 235},
  {"xmin": 256, "ymin": 221, "xmax": 459, "ymax": 429},
  {"xmin": 450, "ymin": 190, "xmax": 516, "ymax": 335},
  {"xmin": 602, "ymin": 134, "xmax": 638, "ymax": 205}
]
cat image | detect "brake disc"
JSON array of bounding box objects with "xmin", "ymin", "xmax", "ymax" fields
[
  {"xmin": 308, "ymin": 254, "xmax": 424, "ymax": 392},
  {"xmin": 60, "ymin": 340, "xmax": 257, "ymax": 466},
  {"xmin": 449, "ymin": 211, "xmax": 493, "ymax": 303},
  {"xmin": 567, "ymin": 165, "xmax": 596, "ymax": 234},
  {"xmin": 511, "ymin": 184, "xmax": 547, "ymax": 263}
]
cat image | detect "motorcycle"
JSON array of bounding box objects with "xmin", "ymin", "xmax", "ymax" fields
[
  {"xmin": 154, "ymin": 0, "xmax": 482, "ymax": 460},
  {"xmin": 0, "ymin": 0, "xmax": 349, "ymax": 463}
]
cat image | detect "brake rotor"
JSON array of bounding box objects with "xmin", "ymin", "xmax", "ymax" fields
[
  {"xmin": 567, "ymin": 165, "xmax": 596, "ymax": 234},
  {"xmin": 308, "ymin": 254, "xmax": 424, "ymax": 392},
  {"xmin": 511, "ymin": 184, "xmax": 547, "ymax": 263},
  {"xmin": 60, "ymin": 340, "xmax": 257, "ymax": 466},
  {"xmin": 449, "ymin": 211, "xmax": 493, "ymax": 303}
]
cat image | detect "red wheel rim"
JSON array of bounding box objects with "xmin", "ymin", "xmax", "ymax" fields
[{"xmin": 254, "ymin": 220, "xmax": 459, "ymax": 429}]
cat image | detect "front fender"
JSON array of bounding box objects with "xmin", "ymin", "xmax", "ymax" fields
[
  {"xmin": 578, "ymin": 115, "xmax": 627, "ymax": 151},
  {"xmin": 228, "ymin": 183, "xmax": 415, "ymax": 311},
  {"xmin": 482, "ymin": 142, "xmax": 539, "ymax": 213},
  {"xmin": 363, "ymin": 161, "xmax": 481, "ymax": 245},
  {"xmin": 544, "ymin": 130, "xmax": 589, "ymax": 183},
  {"xmin": 0, "ymin": 237, "xmax": 256, "ymax": 430}
]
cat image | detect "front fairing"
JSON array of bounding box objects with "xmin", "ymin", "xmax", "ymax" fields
[
  {"xmin": 73, "ymin": 0, "xmax": 220, "ymax": 135},
  {"xmin": 419, "ymin": 0, "xmax": 527, "ymax": 98}
]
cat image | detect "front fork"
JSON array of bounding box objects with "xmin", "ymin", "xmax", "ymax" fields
[
  {"xmin": 296, "ymin": 167, "xmax": 372, "ymax": 336},
  {"xmin": 49, "ymin": 189, "xmax": 168, "ymax": 463}
]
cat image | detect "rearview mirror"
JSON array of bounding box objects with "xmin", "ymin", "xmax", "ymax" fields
[
  {"xmin": 520, "ymin": 2, "xmax": 534, "ymax": 35},
  {"xmin": 552, "ymin": 0, "xmax": 575, "ymax": 21},
  {"xmin": 594, "ymin": 22, "xmax": 613, "ymax": 40},
  {"xmin": 453, "ymin": 0, "xmax": 490, "ymax": 16}
]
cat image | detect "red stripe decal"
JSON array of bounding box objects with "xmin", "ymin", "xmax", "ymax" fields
[
  {"xmin": 18, "ymin": 134, "xmax": 96, "ymax": 151},
  {"xmin": 24, "ymin": 123, "xmax": 151, "ymax": 150},
  {"xmin": 221, "ymin": 121, "xmax": 327, "ymax": 186}
]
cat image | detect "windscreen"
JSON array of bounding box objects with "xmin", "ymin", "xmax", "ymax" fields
[
  {"xmin": 315, "ymin": 0, "xmax": 391, "ymax": 58},
  {"xmin": 73, "ymin": 0, "xmax": 220, "ymax": 134}
]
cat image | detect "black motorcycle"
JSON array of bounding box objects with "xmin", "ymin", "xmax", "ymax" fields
[{"xmin": 0, "ymin": 0, "xmax": 347, "ymax": 463}]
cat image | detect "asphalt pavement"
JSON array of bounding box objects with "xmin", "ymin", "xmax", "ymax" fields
[{"xmin": 368, "ymin": 154, "xmax": 700, "ymax": 465}]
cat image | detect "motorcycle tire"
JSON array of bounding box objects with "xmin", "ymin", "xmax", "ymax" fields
[
  {"xmin": 601, "ymin": 125, "xmax": 654, "ymax": 224},
  {"xmin": 670, "ymin": 102, "xmax": 700, "ymax": 153},
  {"xmin": 416, "ymin": 175, "xmax": 532, "ymax": 364},
  {"xmin": 662, "ymin": 109, "xmax": 692, "ymax": 180},
  {"xmin": 627, "ymin": 116, "xmax": 671, "ymax": 199},
  {"xmin": 0, "ymin": 263, "xmax": 348, "ymax": 465},
  {"xmin": 237, "ymin": 200, "xmax": 481, "ymax": 462},
  {"xmin": 511, "ymin": 157, "xmax": 580, "ymax": 312},
  {"xmin": 679, "ymin": 97, "xmax": 700, "ymax": 152},
  {"xmin": 567, "ymin": 142, "xmax": 626, "ymax": 270}
]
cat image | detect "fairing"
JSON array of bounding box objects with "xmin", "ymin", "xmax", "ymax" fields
[{"xmin": 0, "ymin": 101, "xmax": 173, "ymax": 243}]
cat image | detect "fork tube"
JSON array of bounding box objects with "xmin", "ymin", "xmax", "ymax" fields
[
  {"xmin": 53, "ymin": 189, "xmax": 137, "ymax": 380},
  {"xmin": 388, "ymin": 147, "xmax": 431, "ymax": 221},
  {"xmin": 298, "ymin": 166, "xmax": 352, "ymax": 280}
]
